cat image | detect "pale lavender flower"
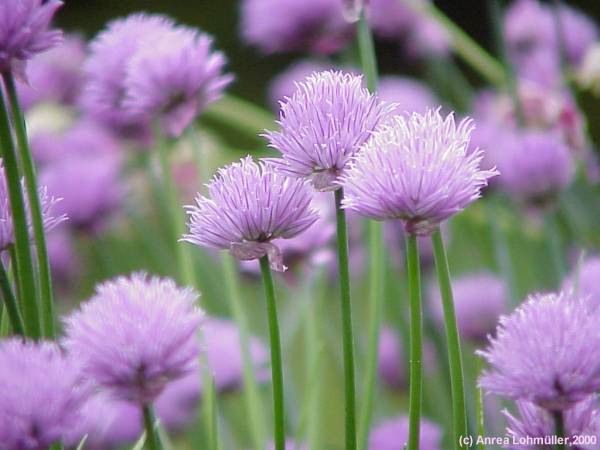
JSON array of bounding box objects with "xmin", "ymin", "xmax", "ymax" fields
[
  {"xmin": 202, "ymin": 317, "xmax": 269, "ymax": 392},
  {"xmin": 404, "ymin": 16, "xmax": 450, "ymax": 58},
  {"xmin": 265, "ymin": 70, "xmax": 395, "ymax": 191},
  {"xmin": 0, "ymin": 339, "xmax": 88, "ymax": 450},
  {"xmin": 497, "ymin": 131, "xmax": 574, "ymax": 204},
  {"xmin": 182, "ymin": 156, "xmax": 319, "ymax": 272},
  {"xmin": 123, "ymin": 25, "xmax": 232, "ymax": 138},
  {"xmin": 0, "ymin": 159, "xmax": 66, "ymax": 252},
  {"xmin": 557, "ymin": 5, "xmax": 599, "ymax": 66},
  {"xmin": 366, "ymin": 0, "xmax": 416, "ymax": 40},
  {"xmin": 17, "ymin": 34, "xmax": 86, "ymax": 109},
  {"xmin": 378, "ymin": 76, "xmax": 439, "ymax": 115},
  {"xmin": 80, "ymin": 14, "xmax": 174, "ymax": 137},
  {"xmin": 504, "ymin": 0, "xmax": 554, "ymax": 63},
  {"xmin": 504, "ymin": 396, "xmax": 600, "ymax": 450},
  {"xmin": 64, "ymin": 273, "xmax": 204, "ymax": 404},
  {"xmin": 479, "ymin": 292, "xmax": 600, "ymax": 411},
  {"xmin": 562, "ymin": 257, "xmax": 600, "ymax": 312},
  {"xmin": 47, "ymin": 228, "xmax": 78, "ymax": 282},
  {"xmin": 268, "ymin": 60, "xmax": 331, "ymax": 110},
  {"xmin": 240, "ymin": 0, "xmax": 354, "ymax": 55},
  {"xmin": 342, "ymin": 109, "xmax": 498, "ymax": 235},
  {"xmin": 369, "ymin": 415, "xmax": 443, "ymax": 450},
  {"xmin": 429, "ymin": 273, "xmax": 507, "ymax": 342},
  {"xmin": 0, "ymin": 0, "xmax": 63, "ymax": 78}
]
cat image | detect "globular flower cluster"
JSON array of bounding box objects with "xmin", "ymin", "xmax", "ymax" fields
[
  {"xmin": 182, "ymin": 156, "xmax": 319, "ymax": 271},
  {"xmin": 342, "ymin": 109, "xmax": 498, "ymax": 235},
  {"xmin": 64, "ymin": 272, "xmax": 203, "ymax": 404},
  {"xmin": 0, "ymin": 339, "xmax": 89, "ymax": 450},
  {"xmin": 479, "ymin": 292, "xmax": 600, "ymax": 411},
  {"xmin": 0, "ymin": 0, "xmax": 63, "ymax": 77},
  {"xmin": 82, "ymin": 13, "xmax": 231, "ymax": 139},
  {"xmin": 265, "ymin": 70, "xmax": 394, "ymax": 191}
]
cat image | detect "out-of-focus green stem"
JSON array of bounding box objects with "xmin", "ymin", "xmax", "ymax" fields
[
  {"xmin": 553, "ymin": 411, "xmax": 565, "ymax": 450},
  {"xmin": 221, "ymin": 254, "xmax": 266, "ymax": 450},
  {"xmin": 401, "ymin": 0, "xmax": 506, "ymax": 87},
  {"xmin": 3, "ymin": 72, "xmax": 55, "ymax": 338},
  {"xmin": 0, "ymin": 81, "xmax": 40, "ymax": 338},
  {"xmin": 259, "ymin": 256, "xmax": 285, "ymax": 450},
  {"xmin": 431, "ymin": 229, "xmax": 467, "ymax": 450},
  {"xmin": 142, "ymin": 404, "xmax": 162, "ymax": 450},
  {"xmin": 0, "ymin": 261, "xmax": 25, "ymax": 336},
  {"xmin": 355, "ymin": 11, "xmax": 384, "ymax": 450},
  {"xmin": 334, "ymin": 189, "xmax": 357, "ymax": 450},
  {"xmin": 204, "ymin": 95, "xmax": 274, "ymax": 138},
  {"xmin": 201, "ymin": 368, "xmax": 220, "ymax": 450},
  {"xmin": 406, "ymin": 234, "xmax": 423, "ymax": 450},
  {"xmin": 476, "ymin": 357, "xmax": 487, "ymax": 450}
]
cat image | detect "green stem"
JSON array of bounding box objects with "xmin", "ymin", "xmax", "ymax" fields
[
  {"xmin": 204, "ymin": 94, "xmax": 274, "ymax": 138},
  {"xmin": 405, "ymin": 234, "xmax": 423, "ymax": 450},
  {"xmin": 476, "ymin": 357, "xmax": 486, "ymax": 450},
  {"xmin": 357, "ymin": 10, "xmax": 378, "ymax": 92},
  {"xmin": 553, "ymin": 411, "xmax": 566, "ymax": 450},
  {"xmin": 155, "ymin": 131, "xmax": 197, "ymax": 288},
  {"xmin": 0, "ymin": 261, "xmax": 24, "ymax": 336},
  {"xmin": 431, "ymin": 229, "xmax": 467, "ymax": 450},
  {"xmin": 334, "ymin": 189, "xmax": 357, "ymax": 450},
  {"xmin": 200, "ymin": 367, "xmax": 220, "ymax": 450},
  {"xmin": 0, "ymin": 79, "xmax": 40, "ymax": 338},
  {"xmin": 3, "ymin": 73, "xmax": 55, "ymax": 338},
  {"xmin": 259, "ymin": 256, "xmax": 285, "ymax": 450},
  {"xmin": 402, "ymin": 0, "xmax": 505, "ymax": 86},
  {"xmin": 142, "ymin": 404, "xmax": 161, "ymax": 450},
  {"xmin": 221, "ymin": 254, "xmax": 266, "ymax": 450}
]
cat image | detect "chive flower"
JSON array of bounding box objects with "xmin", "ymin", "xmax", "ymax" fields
[
  {"xmin": 341, "ymin": 109, "xmax": 498, "ymax": 235},
  {"xmin": 182, "ymin": 156, "xmax": 319, "ymax": 271},
  {"xmin": 265, "ymin": 70, "xmax": 395, "ymax": 191},
  {"xmin": 562, "ymin": 257, "xmax": 600, "ymax": 312}
]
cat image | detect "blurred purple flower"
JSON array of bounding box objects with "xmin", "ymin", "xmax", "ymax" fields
[
  {"xmin": 265, "ymin": 70, "xmax": 394, "ymax": 191},
  {"xmin": 369, "ymin": 415, "xmax": 442, "ymax": 450},
  {"xmin": 504, "ymin": 396, "xmax": 600, "ymax": 450},
  {"xmin": 562, "ymin": 257, "xmax": 600, "ymax": 312},
  {"xmin": 404, "ymin": 15, "xmax": 450, "ymax": 58},
  {"xmin": 267, "ymin": 439, "xmax": 307, "ymax": 450},
  {"xmin": 17, "ymin": 34, "xmax": 86, "ymax": 109},
  {"xmin": 342, "ymin": 110, "xmax": 498, "ymax": 235},
  {"xmin": 479, "ymin": 292, "xmax": 600, "ymax": 411},
  {"xmin": 366, "ymin": 0, "xmax": 416, "ymax": 40},
  {"xmin": 0, "ymin": 339, "xmax": 88, "ymax": 450},
  {"xmin": 46, "ymin": 227, "xmax": 78, "ymax": 282},
  {"xmin": 64, "ymin": 273, "xmax": 204, "ymax": 404},
  {"xmin": 182, "ymin": 156, "xmax": 319, "ymax": 272},
  {"xmin": 429, "ymin": 272, "xmax": 507, "ymax": 342},
  {"xmin": 240, "ymin": 0, "xmax": 354, "ymax": 55},
  {"xmin": 378, "ymin": 76, "xmax": 438, "ymax": 115},
  {"xmin": 497, "ymin": 131, "xmax": 574, "ymax": 205},
  {"xmin": 557, "ymin": 5, "xmax": 599, "ymax": 66},
  {"xmin": 1, "ymin": 159, "xmax": 66, "ymax": 252},
  {"xmin": 504, "ymin": 0, "xmax": 555, "ymax": 63},
  {"xmin": 123, "ymin": 25, "xmax": 232, "ymax": 138},
  {"xmin": 0, "ymin": 0, "xmax": 63, "ymax": 78},
  {"xmin": 268, "ymin": 60, "xmax": 331, "ymax": 111}
]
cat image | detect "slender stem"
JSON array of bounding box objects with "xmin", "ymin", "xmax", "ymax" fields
[
  {"xmin": 431, "ymin": 229, "xmax": 467, "ymax": 450},
  {"xmin": 476, "ymin": 357, "xmax": 486, "ymax": 450},
  {"xmin": 553, "ymin": 411, "xmax": 566, "ymax": 450},
  {"xmin": 201, "ymin": 367, "xmax": 220, "ymax": 450},
  {"xmin": 142, "ymin": 404, "xmax": 161, "ymax": 450},
  {"xmin": 405, "ymin": 234, "xmax": 423, "ymax": 450},
  {"xmin": 3, "ymin": 73, "xmax": 54, "ymax": 337},
  {"xmin": 0, "ymin": 79, "xmax": 40, "ymax": 338},
  {"xmin": 204, "ymin": 94, "xmax": 274, "ymax": 139},
  {"xmin": 221, "ymin": 254, "xmax": 265, "ymax": 450},
  {"xmin": 355, "ymin": 12, "xmax": 384, "ymax": 450},
  {"xmin": 0, "ymin": 261, "xmax": 25, "ymax": 336},
  {"xmin": 259, "ymin": 256, "xmax": 285, "ymax": 450},
  {"xmin": 334, "ymin": 189, "xmax": 357, "ymax": 450}
]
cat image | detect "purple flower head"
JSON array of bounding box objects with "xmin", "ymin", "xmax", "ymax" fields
[
  {"xmin": 202, "ymin": 317, "xmax": 269, "ymax": 392},
  {"xmin": 429, "ymin": 273, "xmax": 507, "ymax": 342},
  {"xmin": 557, "ymin": 5, "xmax": 599, "ymax": 67},
  {"xmin": 562, "ymin": 257, "xmax": 600, "ymax": 312},
  {"xmin": 0, "ymin": 339, "xmax": 89, "ymax": 450},
  {"xmin": 123, "ymin": 25, "xmax": 233, "ymax": 138},
  {"xmin": 182, "ymin": 156, "xmax": 319, "ymax": 272},
  {"xmin": 504, "ymin": 0, "xmax": 555, "ymax": 64},
  {"xmin": 479, "ymin": 292, "xmax": 600, "ymax": 411},
  {"xmin": 504, "ymin": 396, "xmax": 600, "ymax": 450},
  {"xmin": 369, "ymin": 415, "xmax": 443, "ymax": 450},
  {"xmin": 17, "ymin": 34, "xmax": 86, "ymax": 109},
  {"xmin": 366, "ymin": 0, "xmax": 416, "ymax": 40},
  {"xmin": 265, "ymin": 70, "xmax": 395, "ymax": 191},
  {"xmin": 47, "ymin": 228, "xmax": 78, "ymax": 282},
  {"xmin": 64, "ymin": 272, "xmax": 204, "ymax": 404},
  {"xmin": 1, "ymin": 159, "xmax": 66, "ymax": 252},
  {"xmin": 0, "ymin": 0, "xmax": 63, "ymax": 77},
  {"xmin": 268, "ymin": 60, "xmax": 331, "ymax": 111},
  {"xmin": 497, "ymin": 131, "xmax": 574, "ymax": 205},
  {"xmin": 378, "ymin": 76, "xmax": 439, "ymax": 115},
  {"xmin": 342, "ymin": 109, "xmax": 498, "ymax": 235},
  {"xmin": 80, "ymin": 14, "xmax": 175, "ymax": 137},
  {"xmin": 241, "ymin": 0, "xmax": 354, "ymax": 55}
]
